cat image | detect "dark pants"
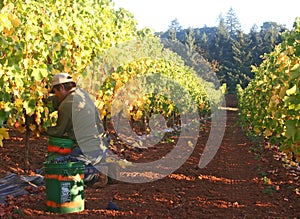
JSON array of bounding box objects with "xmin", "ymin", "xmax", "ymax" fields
[{"xmin": 69, "ymin": 147, "xmax": 107, "ymax": 185}]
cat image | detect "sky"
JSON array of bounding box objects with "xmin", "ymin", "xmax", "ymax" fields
[{"xmin": 112, "ymin": 0, "xmax": 300, "ymax": 33}]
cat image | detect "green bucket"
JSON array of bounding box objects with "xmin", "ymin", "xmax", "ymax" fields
[
  {"xmin": 47, "ymin": 137, "xmax": 74, "ymax": 161},
  {"xmin": 44, "ymin": 161, "xmax": 85, "ymax": 213}
]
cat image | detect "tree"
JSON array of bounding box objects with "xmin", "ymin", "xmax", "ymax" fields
[
  {"xmin": 158, "ymin": 9, "xmax": 287, "ymax": 93},
  {"xmin": 231, "ymin": 30, "xmax": 253, "ymax": 88},
  {"xmin": 194, "ymin": 30, "xmax": 209, "ymax": 59},
  {"xmin": 169, "ymin": 18, "xmax": 182, "ymax": 32},
  {"xmin": 168, "ymin": 18, "xmax": 182, "ymax": 40},
  {"xmin": 225, "ymin": 7, "xmax": 242, "ymax": 38},
  {"xmin": 210, "ymin": 16, "xmax": 232, "ymax": 88},
  {"xmin": 259, "ymin": 22, "xmax": 286, "ymax": 54},
  {"xmin": 185, "ymin": 27, "xmax": 195, "ymax": 55},
  {"xmin": 247, "ymin": 24, "xmax": 264, "ymax": 65}
]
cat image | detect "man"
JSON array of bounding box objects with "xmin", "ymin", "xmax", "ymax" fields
[{"xmin": 46, "ymin": 72, "xmax": 109, "ymax": 188}]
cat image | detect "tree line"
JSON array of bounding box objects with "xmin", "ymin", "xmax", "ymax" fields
[{"xmin": 157, "ymin": 8, "xmax": 290, "ymax": 92}]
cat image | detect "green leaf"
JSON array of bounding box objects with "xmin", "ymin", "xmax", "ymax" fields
[
  {"xmin": 0, "ymin": 110, "xmax": 7, "ymax": 127},
  {"xmin": 295, "ymin": 128, "xmax": 300, "ymax": 141},
  {"xmin": 290, "ymin": 63, "xmax": 300, "ymax": 80},
  {"xmin": 31, "ymin": 68, "xmax": 43, "ymax": 81},
  {"xmin": 286, "ymin": 120, "xmax": 297, "ymax": 141},
  {"xmin": 23, "ymin": 99, "xmax": 36, "ymax": 116},
  {"xmin": 4, "ymin": 102, "xmax": 13, "ymax": 112}
]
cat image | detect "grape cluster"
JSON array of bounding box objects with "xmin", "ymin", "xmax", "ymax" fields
[{"xmin": 48, "ymin": 155, "xmax": 79, "ymax": 164}]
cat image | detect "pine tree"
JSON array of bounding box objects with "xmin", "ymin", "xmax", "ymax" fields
[
  {"xmin": 168, "ymin": 18, "xmax": 182, "ymax": 40},
  {"xmin": 248, "ymin": 24, "xmax": 263, "ymax": 65},
  {"xmin": 185, "ymin": 27, "xmax": 195, "ymax": 55},
  {"xmin": 225, "ymin": 7, "xmax": 242, "ymax": 38},
  {"xmin": 232, "ymin": 30, "xmax": 253, "ymax": 88},
  {"xmin": 259, "ymin": 22, "xmax": 286, "ymax": 54}
]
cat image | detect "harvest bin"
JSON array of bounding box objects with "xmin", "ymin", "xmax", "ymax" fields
[
  {"xmin": 44, "ymin": 161, "xmax": 85, "ymax": 213},
  {"xmin": 47, "ymin": 137, "xmax": 74, "ymax": 161}
]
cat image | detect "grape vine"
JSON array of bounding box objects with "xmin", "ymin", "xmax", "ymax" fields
[
  {"xmin": 0, "ymin": 0, "xmax": 222, "ymax": 160},
  {"xmin": 238, "ymin": 18, "xmax": 300, "ymax": 161}
]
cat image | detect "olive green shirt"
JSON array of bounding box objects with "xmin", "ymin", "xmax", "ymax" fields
[
  {"xmin": 47, "ymin": 88, "xmax": 109, "ymax": 164},
  {"xmin": 47, "ymin": 90, "xmax": 75, "ymax": 140}
]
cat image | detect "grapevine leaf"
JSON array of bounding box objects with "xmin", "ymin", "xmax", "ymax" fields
[
  {"xmin": 0, "ymin": 127, "xmax": 9, "ymax": 147},
  {"xmin": 23, "ymin": 99, "xmax": 36, "ymax": 116},
  {"xmin": 31, "ymin": 68, "xmax": 47, "ymax": 81},
  {"xmin": 0, "ymin": 110, "xmax": 7, "ymax": 127},
  {"xmin": 286, "ymin": 120, "xmax": 297, "ymax": 141},
  {"xmin": 290, "ymin": 63, "xmax": 300, "ymax": 80},
  {"xmin": 295, "ymin": 128, "xmax": 300, "ymax": 141},
  {"xmin": 264, "ymin": 129, "xmax": 273, "ymax": 137},
  {"xmin": 286, "ymin": 85, "xmax": 297, "ymax": 96}
]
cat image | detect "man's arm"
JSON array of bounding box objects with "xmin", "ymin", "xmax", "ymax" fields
[
  {"xmin": 45, "ymin": 95, "xmax": 60, "ymax": 111},
  {"xmin": 46, "ymin": 105, "xmax": 70, "ymax": 137}
]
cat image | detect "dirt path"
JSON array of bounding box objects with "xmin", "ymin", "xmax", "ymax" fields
[
  {"xmin": 194, "ymin": 110, "xmax": 299, "ymax": 218},
  {"xmin": 1, "ymin": 95, "xmax": 300, "ymax": 218}
]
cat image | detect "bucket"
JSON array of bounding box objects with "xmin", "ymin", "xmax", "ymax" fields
[
  {"xmin": 44, "ymin": 161, "xmax": 85, "ymax": 213},
  {"xmin": 47, "ymin": 137, "xmax": 74, "ymax": 161}
]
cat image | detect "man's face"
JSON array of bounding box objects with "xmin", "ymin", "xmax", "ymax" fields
[{"xmin": 52, "ymin": 84, "xmax": 67, "ymax": 102}]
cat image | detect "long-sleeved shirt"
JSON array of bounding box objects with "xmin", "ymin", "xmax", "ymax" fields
[{"xmin": 47, "ymin": 88, "xmax": 109, "ymax": 164}]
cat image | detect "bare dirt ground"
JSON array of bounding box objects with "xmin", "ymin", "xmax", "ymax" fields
[{"xmin": 0, "ymin": 94, "xmax": 299, "ymax": 218}]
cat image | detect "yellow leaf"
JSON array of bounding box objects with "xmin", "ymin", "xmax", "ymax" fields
[
  {"xmin": 44, "ymin": 106, "xmax": 49, "ymax": 116},
  {"xmin": 133, "ymin": 110, "xmax": 143, "ymax": 121},
  {"xmin": 100, "ymin": 108, "xmax": 106, "ymax": 118},
  {"xmin": 253, "ymin": 126, "xmax": 261, "ymax": 134},
  {"xmin": 0, "ymin": 127, "xmax": 9, "ymax": 139},
  {"xmin": 0, "ymin": 127, "xmax": 10, "ymax": 147},
  {"xmin": 29, "ymin": 124, "xmax": 36, "ymax": 131},
  {"xmin": 264, "ymin": 129, "xmax": 273, "ymax": 137},
  {"xmin": 290, "ymin": 161, "xmax": 298, "ymax": 167},
  {"xmin": 8, "ymin": 13, "xmax": 21, "ymax": 27},
  {"xmin": 286, "ymin": 85, "xmax": 297, "ymax": 96},
  {"xmin": 115, "ymin": 80, "xmax": 123, "ymax": 90},
  {"xmin": 14, "ymin": 98, "xmax": 23, "ymax": 108},
  {"xmin": 3, "ymin": 27, "xmax": 14, "ymax": 36},
  {"xmin": 118, "ymin": 159, "xmax": 132, "ymax": 168},
  {"xmin": 295, "ymin": 188, "xmax": 300, "ymax": 195},
  {"xmin": 72, "ymin": 174, "xmax": 82, "ymax": 182},
  {"xmin": 105, "ymin": 157, "xmax": 115, "ymax": 163},
  {"xmin": 188, "ymin": 141, "xmax": 193, "ymax": 148},
  {"xmin": 17, "ymin": 126, "xmax": 26, "ymax": 133}
]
